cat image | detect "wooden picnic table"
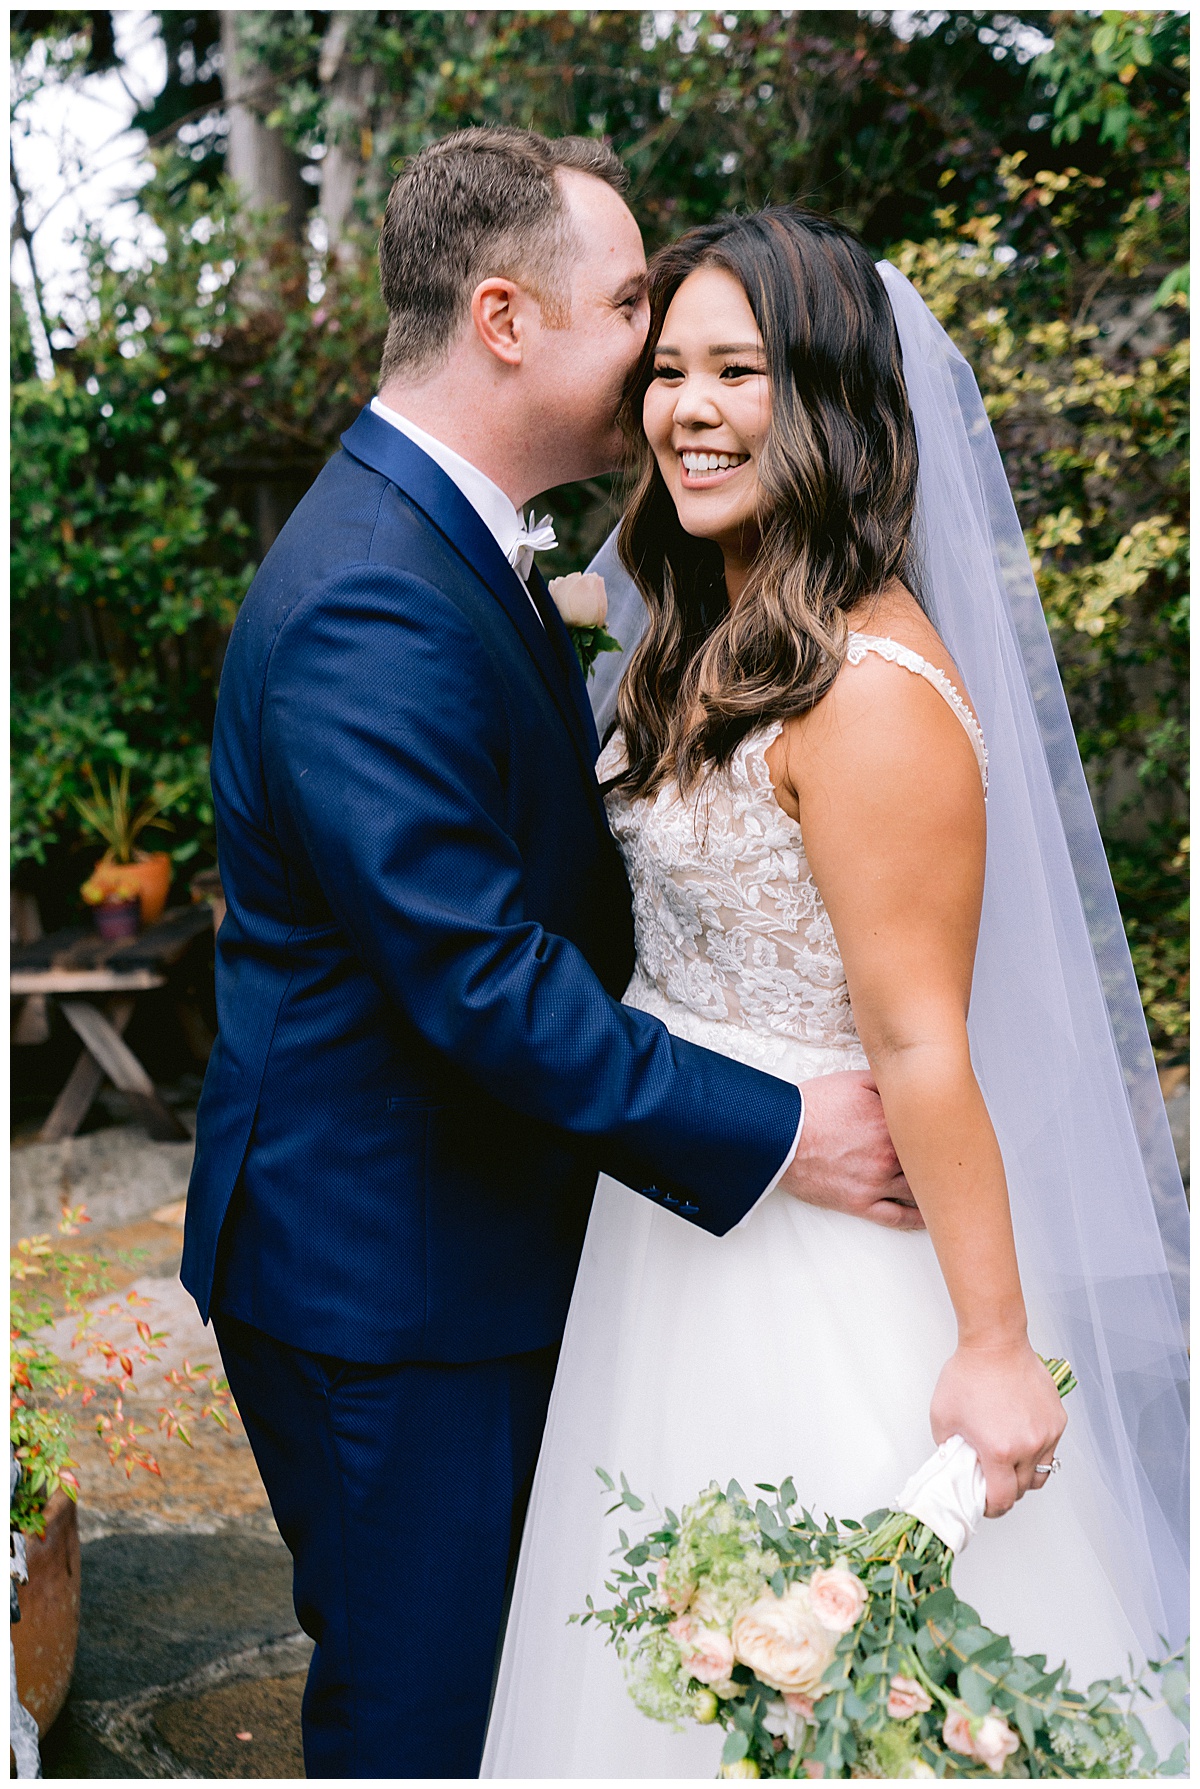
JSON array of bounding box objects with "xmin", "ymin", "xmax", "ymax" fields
[{"xmin": 11, "ymin": 904, "xmax": 215, "ymax": 1144}]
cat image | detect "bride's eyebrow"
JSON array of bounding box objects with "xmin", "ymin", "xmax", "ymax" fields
[{"xmin": 651, "ymin": 343, "xmax": 764, "ymax": 357}]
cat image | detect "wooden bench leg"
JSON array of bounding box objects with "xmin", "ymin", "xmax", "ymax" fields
[
  {"xmin": 12, "ymin": 993, "xmax": 50, "ymax": 1046},
  {"xmin": 39, "ymin": 999, "xmax": 136, "ymax": 1143},
  {"xmin": 50, "ymin": 998, "xmax": 188, "ymax": 1143}
]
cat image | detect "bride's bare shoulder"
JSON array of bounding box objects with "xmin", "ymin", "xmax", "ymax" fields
[
  {"xmin": 775, "ymin": 579, "xmax": 982, "ymax": 804},
  {"xmin": 844, "ymin": 581, "xmax": 964, "ymax": 685},
  {"xmin": 802, "ymin": 580, "xmax": 977, "ymax": 733}
]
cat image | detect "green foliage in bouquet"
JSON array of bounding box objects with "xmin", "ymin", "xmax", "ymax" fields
[
  {"xmin": 579, "ymin": 1471, "xmax": 1187, "ymax": 1779},
  {"xmin": 576, "ymin": 1366, "xmax": 1187, "ymax": 1778}
]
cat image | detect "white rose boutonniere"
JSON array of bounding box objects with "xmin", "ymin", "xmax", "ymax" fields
[{"xmin": 546, "ymin": 573, "xmax": 622, "ymax": 680}]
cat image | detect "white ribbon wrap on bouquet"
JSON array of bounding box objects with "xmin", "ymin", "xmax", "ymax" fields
[{"xmin": 893, "ymin": 1434, "xmax": 988, "ymax": 1554}]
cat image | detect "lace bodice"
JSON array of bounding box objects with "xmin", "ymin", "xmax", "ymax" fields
[{"xmin": 598, "ymin": 633, "xmax": 987, "ymax": 1055}]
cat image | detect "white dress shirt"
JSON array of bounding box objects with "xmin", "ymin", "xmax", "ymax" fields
[
  {"xmin": 370, "ymin": 396, "xmax": 802, "ymax": 1214},
  {"xmin": 370, "ymin": 397, "xmax": 544, "ymax": 624}
]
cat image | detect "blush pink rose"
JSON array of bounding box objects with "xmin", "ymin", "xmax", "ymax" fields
[
  {"xmin": 808, "ymin": 1566, "xmax": 867, "ymax": 1634},
  {"xmin": 546, "ymin": 571, "xmax": 607, "ymax": 627},
  {"xmin": 732, "ymin": 1583, "xmax": 837, "ymax": 1695},
  {"xmin": 973, "ymin": 1714, "xmax": 1020, "ymax": 1774},
  {"xmin": 783, "ymin": 1691, "xmax": 815, "ymax": 1719},
  {"xmin": 942, "ymin": 1705, "xmax": 1020, "ymax": 1773},
  {"xmin": 887, "ymin": 1675, "xmax": 933, "ymax": 1720},
  {"xmin": 942, "ymin": 1707, "xmax": 976, "ymax": 1756},
  {"xmin": 679, "ymin": 1624, "xmax": 737, "ymax": 1687}
]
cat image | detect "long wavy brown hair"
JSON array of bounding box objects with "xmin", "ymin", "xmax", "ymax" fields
[{"xmin": 612, "ymin": 205, "xmax": 921, "ymax": 799}]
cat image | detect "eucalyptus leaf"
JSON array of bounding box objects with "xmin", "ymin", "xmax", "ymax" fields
[{"xmin": 722, "ymin": 1729, "xmax": 749, "ymax": 1765}]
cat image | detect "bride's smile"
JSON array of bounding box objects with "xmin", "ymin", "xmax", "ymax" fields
[{"xmin": 643, "ymin": 263, "xmax": 769, "ymax": 566}]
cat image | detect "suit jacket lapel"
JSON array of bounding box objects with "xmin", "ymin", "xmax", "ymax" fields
[
  {"xmin": 340, "ymin": 409, "xmax": 601, "ymax": 790},
  {"xmin": 526, "ymin": 563, "xmax": 601, "ymax": 762}
]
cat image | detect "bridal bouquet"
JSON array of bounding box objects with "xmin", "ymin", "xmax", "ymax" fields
[
  {"xmin": 574, "ymin": 1361, "xmax": 1188, "ymax": 1779},
  {"xmin": 546, "ymin": 572, "xmax": 621, "ymax": 679}
]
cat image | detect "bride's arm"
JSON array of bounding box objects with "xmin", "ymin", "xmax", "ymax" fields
[{"xmin": 780, "ymin": 654, "xmax": 1066, "ymax": 1517}]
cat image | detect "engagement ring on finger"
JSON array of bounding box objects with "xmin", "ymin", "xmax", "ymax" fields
[{"xmin": 1034, "ymin": 1459, "xmax": 1060, "ymax": 1475}]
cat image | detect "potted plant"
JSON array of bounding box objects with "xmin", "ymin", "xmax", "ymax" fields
[
  {"xmin": 79, "ymin": 867, "xmax": 143, "ymax": 940},
  {"xmin": 70, "ymin": 765, "xmax": 189, "ymax": 928},
  {"xmin": 10, "ymin": 1207, "xmax": 234, "ymax": 1739}
]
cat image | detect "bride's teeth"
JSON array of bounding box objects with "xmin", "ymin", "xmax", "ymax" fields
[{"xmin": 681, "ymin": 451, "xmax": 747, "ymax": 473}]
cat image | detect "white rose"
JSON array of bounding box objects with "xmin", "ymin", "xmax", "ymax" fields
[
  {"xmin": 547, "ymin": 572, "xmax": 608, "ymax": 627},
  {"xmin": 731, "ymin": 1582, "xmax": 837, "ymax": 1695},
  {"xmin": 760, "ymin": 1694, "xmax": 812, "ymax": 1751}
]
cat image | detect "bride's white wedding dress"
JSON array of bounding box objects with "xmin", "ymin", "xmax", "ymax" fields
[{"xmin": 483, "ymin": 636, "xmax": 1156, "ymax": 1779}]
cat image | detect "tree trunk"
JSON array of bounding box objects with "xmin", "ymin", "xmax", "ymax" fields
[
  {"xmin": 219, "ymin": 12, "xmax": 307, "ymax": 240},
  {"xmin": 219, "ymin": 13, "xmax": 310, "ymax": 558},
  {"xmin": 316, "ymin": 13, "xmax": 379, "ymax": 260}
]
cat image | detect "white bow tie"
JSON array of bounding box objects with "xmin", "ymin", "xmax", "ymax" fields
[{"xmin": 508, "ymin": 513, "xmax": 558, "ymax": 582}]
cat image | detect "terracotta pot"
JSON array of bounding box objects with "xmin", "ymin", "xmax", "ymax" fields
[
  {"xmin": 89, "ymin": 851, "xmax": 172, "ymax": 926},
  {"xmin": 11, "ymin": 1491, "xmax": 81, "ymax": 1738}
]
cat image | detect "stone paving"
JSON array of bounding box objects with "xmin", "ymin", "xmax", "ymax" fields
[{"xmin": 13, "ymin": 1125, "xmax": 311, "ymax": 1779}]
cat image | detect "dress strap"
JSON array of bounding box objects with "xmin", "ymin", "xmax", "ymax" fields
[{"xmin": 846, "ymin": 633, "xmax": 989, "ymax": 789}]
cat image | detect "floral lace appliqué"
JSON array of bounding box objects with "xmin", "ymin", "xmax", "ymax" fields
[{"xmin": 598, "ymin": 632, "xmax": 988, "ymax": 1052}]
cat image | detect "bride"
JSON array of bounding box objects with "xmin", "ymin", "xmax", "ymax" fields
[{"xmin": 483, "ymin": 207, "xmax": 1188, "ymax": 1777}]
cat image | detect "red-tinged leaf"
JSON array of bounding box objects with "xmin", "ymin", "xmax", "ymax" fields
[
  {"xmin": 136, "ymin": 1321, "xmax": 153, "ymax": 1342},
  {"xmin": 81, "ymin": 1387, "xmax": 96, "ymax": 1406},
  {"xmin": 119, "ymin": 1355, "xmax": 134, "ymax": 1378}
]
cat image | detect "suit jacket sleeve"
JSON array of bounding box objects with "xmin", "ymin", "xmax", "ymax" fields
[{"xmin": 261, "ymin": 564, "xmax": 802, "ymax": 1235}]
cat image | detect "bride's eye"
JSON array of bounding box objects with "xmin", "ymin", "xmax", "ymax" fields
[
  {"xmin": 652, "ymin": 364, "xmax": 683, "ymax": 381},
  {"xmin": 720, "ymin": 362, "xmax": 763, "ymax": 380}
]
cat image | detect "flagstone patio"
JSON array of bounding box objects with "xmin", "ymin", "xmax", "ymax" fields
[{"xmin": 13, "ymin": 1124, "xmax": 310, "ymax": 1779}]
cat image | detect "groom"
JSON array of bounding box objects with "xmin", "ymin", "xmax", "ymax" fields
[{"xmin": 182, "ymin": 126, "xmax": 919, "ymax": 1778}]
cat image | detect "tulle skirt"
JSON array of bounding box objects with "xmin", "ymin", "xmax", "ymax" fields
[{"xmin": 482, "ymin": 988, "xmax": 1156, "ymax": 1778}]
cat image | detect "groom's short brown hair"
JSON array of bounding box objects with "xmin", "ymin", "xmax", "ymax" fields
[{"xmin": 377, "ymin": 126, "xmax": 628, "ymax": 380}]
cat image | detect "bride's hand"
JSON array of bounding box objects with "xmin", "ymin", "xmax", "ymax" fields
[{"xmin": 930, "ymin": 1340, "xmax": 1066, "ymax": 1517}]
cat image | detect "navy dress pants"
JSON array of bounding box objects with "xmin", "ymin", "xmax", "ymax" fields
[{"xmin": 212, "ymin": 1311, "xmax": 558, "ymax": 1778}]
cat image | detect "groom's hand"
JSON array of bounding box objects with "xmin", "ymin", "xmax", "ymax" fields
[{"xmin": 778, "ymin": 1070, "xmax": 924, "ymax": 1230}]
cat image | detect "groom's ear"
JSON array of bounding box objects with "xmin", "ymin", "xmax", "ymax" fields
[{"xmin": 471, "ymin": 279, "xmax": 528, "ymax": 368}]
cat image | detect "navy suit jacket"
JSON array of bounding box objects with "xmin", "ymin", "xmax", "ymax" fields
[{"xmin": 182, "ymin": 407, "xmax": 802, "ymax": 1363}]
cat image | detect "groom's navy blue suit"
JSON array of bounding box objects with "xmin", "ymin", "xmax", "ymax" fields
[{"xmin": 182, "ymin": 406, "xmax": 802, "ymax": 1775}]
